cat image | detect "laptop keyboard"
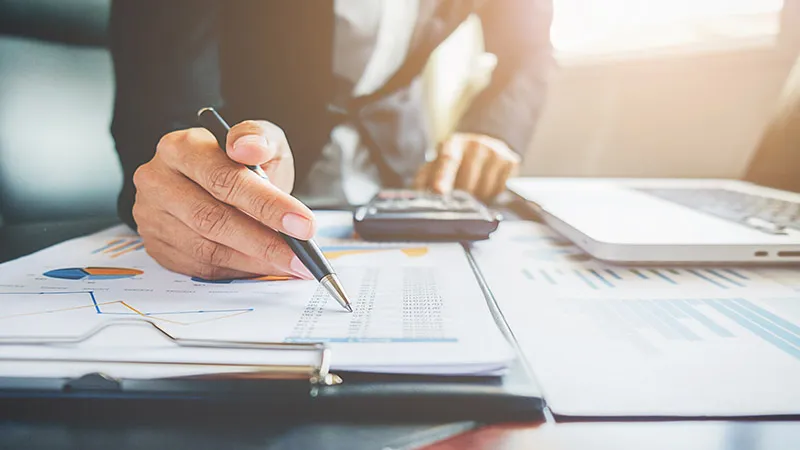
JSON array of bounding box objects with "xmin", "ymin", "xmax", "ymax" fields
[{"xmin": 635, "ymin": 188, "xmax": 800, "ymax": 235}]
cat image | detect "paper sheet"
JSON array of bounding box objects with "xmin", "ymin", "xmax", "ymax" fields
[
  {"xmin": 0, "ymin": 212, "xmax": 513, "ymax": 378},
  {"xmin": 471, "ymin": 221, "xmax": 800, "ymax": 417}
]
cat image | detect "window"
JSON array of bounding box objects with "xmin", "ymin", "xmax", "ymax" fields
[{"xmin": 552, "ymin": 0, "xmax": 785, "ymax": 58}]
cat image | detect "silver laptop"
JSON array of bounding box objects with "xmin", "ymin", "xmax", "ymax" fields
[
  {"xmin": 508, "ymin": 177, "xmax": 800, "ymax": 264},
  {"xmin": 508, "ymin": 61, "xmax": 800, "ymax": 264}
]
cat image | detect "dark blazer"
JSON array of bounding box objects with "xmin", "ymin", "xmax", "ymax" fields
[{"xmin": 110, "ymin": 0, "xmax": 553, "ymax": 227}]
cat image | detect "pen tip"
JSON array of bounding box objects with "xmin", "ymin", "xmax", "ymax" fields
[{"xmin": 320, "ymin": 274, "xmax": 354, "ymax": 313}]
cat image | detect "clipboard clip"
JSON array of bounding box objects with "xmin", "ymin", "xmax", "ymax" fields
[{"xmin": 0, "ymin": 318, "xmax": 342, "ymax": 387}]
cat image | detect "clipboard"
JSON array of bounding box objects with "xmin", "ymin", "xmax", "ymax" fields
[{"xmin": 0, "ymin": 250, "xmax": 545, "ymax": 423}]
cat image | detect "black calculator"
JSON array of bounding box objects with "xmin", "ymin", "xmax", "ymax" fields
[{"xmin": 353, "ymin": 190, "xmax": 501, "ymax": 241}]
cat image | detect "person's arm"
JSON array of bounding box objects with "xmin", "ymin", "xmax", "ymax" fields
[
  {"xmin": 110, "ymin": 0, "xmax": 315, "ymax": 280},
  {"xmin": 110, "ymin": 0, "xmax": 224, "ymax": 229},
  {"xmin": 457, "ymin": 0, "xmax": 554, "ymax": 154},
  {"xmin": 416, "ymin": 0, "xmax": 554, "ymax": 200}
]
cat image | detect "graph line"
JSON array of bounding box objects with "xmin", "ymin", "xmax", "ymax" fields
[
  {"xmin": 540, "ymin": 269, "xmax": 556, "ymax": 285},
  {"xmin": 687, "ymin": 269, "xmax": 728, "ymax": 289},
  {"xmin": 92, "ymin": 239, "xmax": 124, "ymax": 254},
  {"xmin": 0, "ymin": 291, "xmax": 254, "ymax": 327},
  {"xmin": 706, "ymin": 269, "xmax": 745, "ymax": 288},
  {"xmin": 650, "ymin": 269, "xmax": 677, "ymax": 285},
  {"xmin": 111, "ymin": 243, "xmax": 145, "ymax": 259},
  {"xmin": 589, "ymin": 269, "xmax": 614, "ymax": 288},
  {"xmin": 573, "ymin": 269, "xmax": 598, "ymax": 290},
  {"xmin": 724, "ymin": 269, "xmax": 749, "ymax": 280},
  {"xmin": 604, "ymin": 269, "xmax": 623, "ymax": 280},
  {"xmin": 630, "ymin": 269, "xmax": 649, "ymax": 280}
]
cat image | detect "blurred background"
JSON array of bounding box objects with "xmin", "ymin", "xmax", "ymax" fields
[
  {"xmin": 0, "ymin": 0, "xmax": 798, "ymax": 227},
  {"xmin": 430, "ymin": 0, "xmax": 800, "ymax": 179}
]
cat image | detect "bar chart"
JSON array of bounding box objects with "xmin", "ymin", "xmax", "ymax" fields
[
  {"xmin": 521, "ymin": 266, "xmax": 756, "ymax": 290},
  {"xmin": 577, "ymin": 297, "xmax": 800, "ymax": 360}
]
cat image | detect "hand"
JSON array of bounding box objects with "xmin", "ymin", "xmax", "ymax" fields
[
  {"xmin": 414, "ymin": 133, "xmax": 520, "ymax": 201},
  {"xmin": 132, "ymin": 120, "xmax": 316, "ymax": 281}
]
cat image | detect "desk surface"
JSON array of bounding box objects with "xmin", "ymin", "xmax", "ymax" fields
[
  {"xmin": 1, "ymin": 212, "xmax": 798, "ymax": 450},
  {"xmin": 425, "ymin": 421, "xmax": 800, "ymax": 450}
]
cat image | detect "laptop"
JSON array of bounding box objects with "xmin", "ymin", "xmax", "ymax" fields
[{"xmin": 508, "ymin": 59, "xmax": 800, "ymax": 264}]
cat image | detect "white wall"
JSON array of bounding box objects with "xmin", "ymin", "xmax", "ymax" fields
[{"xmin": 522, "ymin": 46, "xmax": 799, "ymax": 179}]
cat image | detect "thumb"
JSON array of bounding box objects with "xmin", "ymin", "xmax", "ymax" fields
[{"xmin": 226, "ymin": 120, "xmax": 280, "ymax": 166}]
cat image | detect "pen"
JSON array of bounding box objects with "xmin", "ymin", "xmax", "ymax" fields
[{"xmin": 197, "ymin": 107, "xmax": 353, "ymax": 313}]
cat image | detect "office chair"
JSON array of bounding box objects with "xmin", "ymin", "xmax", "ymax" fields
[{"xmin": 0, "ymin": 0, "xmax": 121, "ymax": 227}]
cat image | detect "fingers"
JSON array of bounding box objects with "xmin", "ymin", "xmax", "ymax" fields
[
  {"xmin": 454, "ymin": 140, "xmax": 489, "ymax": 194},
  {"xmin": 225, "ymin": 120, "xmax": 287, "ymax": 166},
  {"xmin": 142, "ymin": 235, "xmax": 254, "ymax": 281},
  {"xmin": 134, "ymin": 174, "xmax": 313, "ymax": 279},
  {"xmin": 428, "ymin": 139, "xmax": 464, "ymax": 194},
  {"xmin": 155, "ymin": 128, "xmax": 315, "ymax": 240},
  {"xmin": 475, "ymin": 157, "xmax": 506, "ymax": 200},
  {"xmin": 493, "ymin": 162, "xmax": 516, "ymax": 199},
  {"xmin": 413, "ymin": 162, "xmax": 433, "ymax": 190},
  {"xmin": 151, "ymin": 210, "xmax": 308, "ymax": 279},
  {"xmin": 423, "ymin": 134, "xmax": 520, "ymax": 201}
]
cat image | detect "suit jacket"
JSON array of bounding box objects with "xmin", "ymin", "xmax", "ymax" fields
[{"xmin": 110, "ymin": 0, "xmax": 553, "ymax": 228}]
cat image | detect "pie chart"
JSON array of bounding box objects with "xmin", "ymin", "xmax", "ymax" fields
[{"xmin": 44, "ymin": 267, "xmax": 143, "ymax": 281}]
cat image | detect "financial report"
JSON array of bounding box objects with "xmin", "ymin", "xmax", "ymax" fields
[
  {"xmin": 0, "ymin": 212, "xmax": 513, "ymax": 378},
  {"xmin": 471, "ymin": 221, "xmax": 800, "ymax": 417}
]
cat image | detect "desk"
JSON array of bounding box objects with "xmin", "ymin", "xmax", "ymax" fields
[
  {"xmin": 426, "ymin": 421, "xmax": 800, "ymax": 450},
  {"xmin": 1, "ymin": 212, "xmax": 798, "ymax": 450}
]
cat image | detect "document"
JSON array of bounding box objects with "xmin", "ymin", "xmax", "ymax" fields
[
  {"xmin": 471, "ymin": 221, "xmax": 800, "ymax": 417},
  {"xmin": 0, "ymin": 212, "xmax": 514, "ymax": 378}
]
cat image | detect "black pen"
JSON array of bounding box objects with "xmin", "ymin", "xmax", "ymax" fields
[{"xmin": 197, "ymin": 107, "xmax": 353, "ymax": 313}]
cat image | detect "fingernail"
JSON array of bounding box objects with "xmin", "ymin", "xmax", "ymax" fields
[
  {"xmin": 232, "ymin": 135, "xmax": 268, "ymax": 154},
  {"xmin": 282, "ymin": 213, "xmax": 313, "ymax": 239},
  {"xmin": 290, "ymin": 256, "xmax": 314, "ymax": 280}
]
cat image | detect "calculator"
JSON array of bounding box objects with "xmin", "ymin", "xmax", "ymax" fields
[{"xmin": 353, "ymin": 190, "xmax": 501, "ymax": 241}]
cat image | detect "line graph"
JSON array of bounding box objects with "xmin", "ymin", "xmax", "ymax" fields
[{"xmin": 0, "ymin": 291, "xmax": 253, "ymax": 326}]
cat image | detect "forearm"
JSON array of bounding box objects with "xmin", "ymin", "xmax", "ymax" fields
[
  {"xmin": 110, "ymin": 0, "xmax": 223, "ymax": 228},
  {"xmin": 457, "ymin": 0, "xmax": 554, "ymax": 154}
]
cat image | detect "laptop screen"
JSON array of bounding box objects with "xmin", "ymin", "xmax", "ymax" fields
[{"xmin": 744, "ymin": 55, "xmax": 800, "ymax": 193}]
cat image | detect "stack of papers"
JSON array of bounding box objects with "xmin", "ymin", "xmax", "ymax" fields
[
  {"xmin": 0, "ymin": 212, "xmax": 514, "ymax": 379},
  {"xmin": 471, "ymin": 221, "xmax": 800, "ymax": 417}
]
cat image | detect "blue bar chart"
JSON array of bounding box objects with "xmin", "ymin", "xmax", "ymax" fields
[
  {"xmin": 522, "ymin": 266, "xmax": 754, "ymax": 290},
  {"xmin": 580, "ymin": 297, "xmax": 800, "ymax": 360}
]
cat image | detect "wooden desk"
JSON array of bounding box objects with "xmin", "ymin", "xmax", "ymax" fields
[{"xmin": 425, "ymin": 421, "xmax": 800, "ymax": 450}]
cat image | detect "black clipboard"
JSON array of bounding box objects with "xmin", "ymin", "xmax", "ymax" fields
[{"xmin": 0, "ymin": 247, "xmax": 544, "ymax": 423}]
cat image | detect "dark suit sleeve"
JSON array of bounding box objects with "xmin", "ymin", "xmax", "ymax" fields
[
  {"xmin": 456, "ymin": 0, "xmax": 554, "ymax": 155},
  {"xmin": 109, "ymin": 0, "xmax": 223, "ymax": 229}
]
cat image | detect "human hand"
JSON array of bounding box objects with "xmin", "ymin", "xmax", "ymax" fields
[
  {"xmin": 132, "ymin": 120, "xmax": 316, "ymax": 280},
  {"xmin": 414, "ymin": 133, "xmax": 520, "ymax": 201}
]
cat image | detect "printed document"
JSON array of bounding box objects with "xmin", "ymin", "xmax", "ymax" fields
[
  {"xmin": 471, "ymin": 221, "xmax": 800, "ymax": 417},
  {"xmin": 0, "ymin": 212, "xmax": 513, "ymax": 378}
]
